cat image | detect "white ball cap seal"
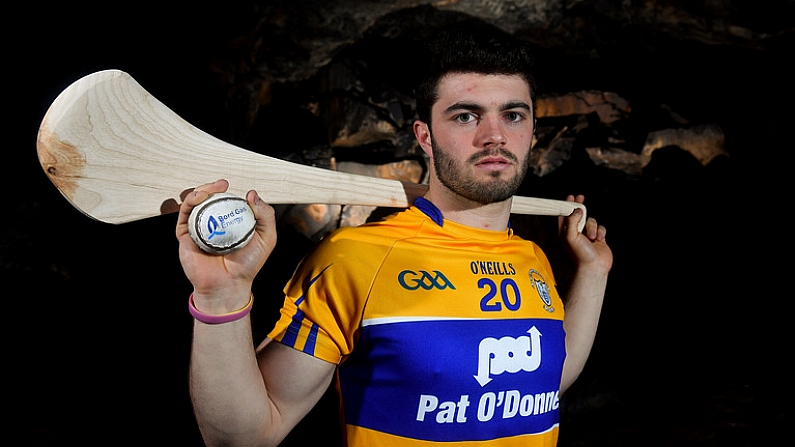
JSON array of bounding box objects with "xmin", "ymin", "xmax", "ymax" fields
[{"xmin": 188, "ymin": 192, "xmax": 256, "ymax": 255}]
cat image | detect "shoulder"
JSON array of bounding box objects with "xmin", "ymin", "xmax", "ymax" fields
[{"xmin": 322, "ymin": 207, "xmax": 427, "ymax": 245}]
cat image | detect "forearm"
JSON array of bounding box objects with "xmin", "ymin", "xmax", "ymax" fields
[
  {"xmin": 560, "ymin": 266, "xmax": 609, "ymax": 394},
  {"xmin": 189, "ymin": 305, "xmax": 273, "ymax": 447}
]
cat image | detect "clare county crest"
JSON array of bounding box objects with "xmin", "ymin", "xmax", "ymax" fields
[{"xmin": 528, "ymin": 269, "xmax": 554, "ymax": 312}]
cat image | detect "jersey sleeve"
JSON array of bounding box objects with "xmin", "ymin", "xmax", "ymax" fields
[{"xmin": 267, "ymin": 227, "xmax": 389, "ymax": 364}]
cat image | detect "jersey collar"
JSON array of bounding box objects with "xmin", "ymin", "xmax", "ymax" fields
[
  {"xmin": 414, "ymin": 197, "xmax": 445, "ymax": 226},
  {"xmin": 413, "ymin": 196, "xmax": 512, "ymax": 231}
]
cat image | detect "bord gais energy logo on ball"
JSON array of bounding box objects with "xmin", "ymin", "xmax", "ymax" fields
[
  {"xmin": 206, "ymin": 215, "xmax": 227, "ymax": 239},
  {"xmin": 188, "ymin": 193, "xmax": 257, "ymax": 255},
  {"xmin": 205, "ymin": 207, "xmax": 249, "ymax": 239}
]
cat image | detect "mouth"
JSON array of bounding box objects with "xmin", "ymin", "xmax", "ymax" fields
[{"xmin": 475, "ymin": 156, "xmax": 512, "ymax": 172}]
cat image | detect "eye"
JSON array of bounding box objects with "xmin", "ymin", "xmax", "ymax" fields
[
  {"xmin": 505, "ymin": 111, "xmax": 526, "ymax": 123},
  {"xmin": 454, "ymin": 112, "xmax": 477, "ymax": 124}
]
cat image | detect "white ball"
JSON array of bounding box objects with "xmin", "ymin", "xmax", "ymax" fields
[{"xmin": 188, "ymin": 192, "xmax": 256, "ymax": 255}]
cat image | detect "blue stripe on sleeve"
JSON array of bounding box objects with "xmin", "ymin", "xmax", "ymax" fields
[{"xmin": 281, "ymin": 264, "xmax": 333, "ymax": 350}]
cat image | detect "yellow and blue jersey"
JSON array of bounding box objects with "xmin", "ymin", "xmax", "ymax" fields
[{"xmin": 268, "ymin": 198, "xmax": 566, "ymax": 446}]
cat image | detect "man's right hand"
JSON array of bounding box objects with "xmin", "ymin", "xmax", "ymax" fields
[{"xmin": 176, "ymin": 179, "xmax": 278, "ymax": 312}]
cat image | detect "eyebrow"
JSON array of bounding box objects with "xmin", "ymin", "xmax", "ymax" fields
[{"xmin": 443, "ymin": 100, "xmax": 531, "ymax": 115}]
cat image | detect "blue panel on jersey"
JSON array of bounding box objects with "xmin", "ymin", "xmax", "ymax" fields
[{"xmin": 338, "ymin": 318, "xmax": 565, "ymax": 441}]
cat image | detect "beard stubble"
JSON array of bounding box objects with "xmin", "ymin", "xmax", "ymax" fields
[{"xmin": 431, "ymin": 139, "xmax": 529, "ymax": 205}]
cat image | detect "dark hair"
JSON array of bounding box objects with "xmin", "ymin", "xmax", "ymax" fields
[{"xmin": 415, "ymin": 26, "xmax": 537, "ymax": 126}]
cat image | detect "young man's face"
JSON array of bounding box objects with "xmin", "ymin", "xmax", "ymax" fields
[{"xmin": 417, "ymin": 72, "xmax": 536, "ymax": 204}]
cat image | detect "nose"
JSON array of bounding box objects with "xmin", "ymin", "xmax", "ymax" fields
[{"xmin": 475, "ymin": 115, "xmax": 507, "ymax": 147}]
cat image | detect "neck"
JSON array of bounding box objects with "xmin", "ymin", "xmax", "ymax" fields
[{"xmin": 423, "ymin": 187, "xmax": 512, "ymax": 231}]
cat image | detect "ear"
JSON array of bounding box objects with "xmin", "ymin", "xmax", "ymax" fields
[{"xmin": 413, "ymin": 120, "xmax": 433, "ymax": 157}]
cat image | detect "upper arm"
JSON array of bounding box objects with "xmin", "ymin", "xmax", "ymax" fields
[{"xmin": 255, "ymin": 338, "xmax": 337, "ymax": 441}]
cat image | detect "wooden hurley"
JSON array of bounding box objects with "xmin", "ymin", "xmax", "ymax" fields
[{"xmin": 36, "ymin": 69, "xmax": 585, "ymax": 230}]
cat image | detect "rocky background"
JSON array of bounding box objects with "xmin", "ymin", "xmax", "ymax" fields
[{"xmin": 8, "ymin": 1, "xmax": 792, "ymax": 446}]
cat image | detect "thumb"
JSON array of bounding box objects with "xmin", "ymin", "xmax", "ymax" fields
[
  {"xmin": 564, "ymin": 208, "xmax": 584, "ymax": 241},
  {"xmin": 247, "ymin": 190, "xmax": 277, "ymax": 246}
]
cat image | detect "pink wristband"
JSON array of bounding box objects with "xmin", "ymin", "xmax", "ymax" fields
[{"xmin": 189, "ymin": 293, "xmax": 253, "ymax": 324}]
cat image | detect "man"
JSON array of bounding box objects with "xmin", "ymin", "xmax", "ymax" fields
[{"xmin": 177, "ymin": 28, "xmax": 612, "ymax": 446}]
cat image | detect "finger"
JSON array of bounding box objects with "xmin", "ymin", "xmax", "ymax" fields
[
  {"xmin": 176, "ymin": 179, "xmax": 230, "ymax": 238},
  {"xmin": 596, "ymin": 223, "xmax": 607, "ymax": 241},
  {"xmin": 566, "ymin": 194, "xmax": 585, "ymax": 204},
  {"xmin": 565, "ymin": 208, "xmax": 585, "ymax": 240},
  {"xmin": 561, "ymin": 194, "xmax": 583, "ymax": 231},
  {"xmin": 178, "ymin": 180, "xmax": 229, "ymax": 218},
  {"xmin": 584, "ymin": 216, "xmax": 598, "ymax": 239},
  {"xmin": 184, "ymin": 179, "xmax": 229, "ymax": 207}
]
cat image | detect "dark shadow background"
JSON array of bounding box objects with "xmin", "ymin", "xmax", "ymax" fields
[{"xmin": 8, "ymin": 4, "xmax": 790, "ymax": 446}]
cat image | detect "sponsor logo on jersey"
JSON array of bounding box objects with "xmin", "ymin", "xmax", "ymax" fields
[
  {"xmin": 469, "ymin": 261, "xmax": 516, "ymax": 276},
  {"xmin": 339, "ymin": 319, "xmax": 564, "ymax": 440},
  {"xmin": 414, "ymin": 325, "xmax": 558, "ymax": 432},
  {"xmin": 474, "ymin": 327, "xmax": 542, "ymax": 386}
]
